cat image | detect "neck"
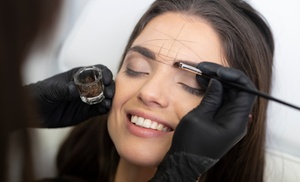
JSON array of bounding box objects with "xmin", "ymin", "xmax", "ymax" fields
[{"xmin": 114, "ymin": 158, "xmax": 157, "ymax": 182}]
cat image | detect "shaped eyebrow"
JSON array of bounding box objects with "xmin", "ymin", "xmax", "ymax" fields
[
  {"xmin": 128, "ymin": 45, "xmax": 200, "ymax": 67},
  {"xmin": 128, "ymin": 46, "xmax": 156, "ymax": 60}
]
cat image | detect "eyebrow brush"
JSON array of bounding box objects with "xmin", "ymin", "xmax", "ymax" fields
[{"xmin": 174, "ymin": 61, "xmax": 300, "ymax": 111}]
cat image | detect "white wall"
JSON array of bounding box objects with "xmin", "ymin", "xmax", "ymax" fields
[
  {"xmin": 57, "ymin": 0, "xmax": 155, "ymax": 74},
  {"xmin": 249, "ymin": 1, "xmax": 300, "ymax": 180},
  {"xmin": 22, "ymin": 0, "xmax": 300, "ymax": 180},
  {"xmin": 248, "ymin": 0, "xmax": 300, "ymax": 157}
]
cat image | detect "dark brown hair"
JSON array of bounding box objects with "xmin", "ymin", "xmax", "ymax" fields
[
  {"xmin": 0, "ymin": 0, "xmax": 61, "ymax": 181},
  {"xmin": 57, "ymin": 0, "xmax": 274, "ymax": 181}
]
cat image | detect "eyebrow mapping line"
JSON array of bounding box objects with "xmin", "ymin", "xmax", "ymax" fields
[
  {"xmin": 167, "ymin": 24, "xmax": 185, "ymax": 57},
  {"xmin": 157, "ymin": 40, "xmax": 166, "ymax": 58},
  {"xmin": 152, "ymin": 28, "xmax": 205, "ymax": 62}
]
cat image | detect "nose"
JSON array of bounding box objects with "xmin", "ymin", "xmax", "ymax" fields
[{"xmin": 137, "ymin": 73, "xmax": 171, "ymax": 108}]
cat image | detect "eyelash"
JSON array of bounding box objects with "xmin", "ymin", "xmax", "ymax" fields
[
  {"xmin": 181, "ymin": 84, "xmax": 205, "ymax": 96},
  {"xmin": 125, "ymin": 68, "xmax": 148, "ymax": 77},
  {"xmin": 125, "ymin": 68, "xmax": 205, "ymax": 96}
]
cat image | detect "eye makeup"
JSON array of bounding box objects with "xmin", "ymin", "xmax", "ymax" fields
[{"xmin": 174, "ymin": 61, "xmax": 300, "ymax": 111}]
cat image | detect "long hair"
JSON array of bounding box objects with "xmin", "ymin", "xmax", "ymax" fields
[
  {"xmin": 121, "ymin": 1, "xmax": 273, "ymax": 180},
  {"xmin": 57, "ymin": 0, "xmax": 274, "ymax": 181},
  {"xmin": 0, "ymin": 0, "xmax": 61, "ymax": 181},
  {"xmin": 56, "ymin": 116, "xmax": 119, "ymax": 182}
]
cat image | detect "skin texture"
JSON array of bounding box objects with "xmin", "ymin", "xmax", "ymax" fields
[{"xmin": 107, "ymin": 12, "xmax": 225, "ymax": 182}]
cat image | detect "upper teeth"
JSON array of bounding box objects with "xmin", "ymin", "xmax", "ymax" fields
[{"xmin": 131, "ymin": 115, "xmax": 171, "ymax": 132}]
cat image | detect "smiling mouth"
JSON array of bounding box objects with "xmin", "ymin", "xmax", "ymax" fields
[{"xmin": 129, "ymin": 115, "xmax": 173, "ymax": 132}]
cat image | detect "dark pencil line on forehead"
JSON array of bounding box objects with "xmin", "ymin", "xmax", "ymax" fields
[
  {"xmin": 151, "ymin": 29, "xmax": 205, "ymax": 62},
  {"xmin": 128, "ymin": 46, "xmax": 156, "ymax": 60}
]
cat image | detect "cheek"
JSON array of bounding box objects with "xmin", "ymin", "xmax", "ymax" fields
[
  {"xmin": 108, "ymin": 73, "xmax": 141, "ymax": 125},
  {"xmin": 108, "ymin": 74, "xmax": 134, "ymax": 144},
  {"xmin": 175, "ymin": 95, "xmax": 203, "ymax": 119},
  {"xmin": 112, "ymin": 77, "xmax": 127, "ymax": 107},
  {"xmin": 111, "ymin": 74, "xmax": 137, "ymax": 109}
]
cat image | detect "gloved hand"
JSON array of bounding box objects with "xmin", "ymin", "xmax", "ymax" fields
[
  {"xmin": 150, "ymin": 62, "xmax": 256, "ymax": 181},
  {"xmin": 25, "ymin": 64, "xmax": 115, "ymax": 128}
]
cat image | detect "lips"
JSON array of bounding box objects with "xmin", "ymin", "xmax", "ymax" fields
[{"xmin": 130, "ymin": 115, "xmax": 172, "ymax": 132}]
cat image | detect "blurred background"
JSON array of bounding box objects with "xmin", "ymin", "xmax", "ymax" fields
[{"xmin": 21, "ymin": 0, "xmax": 300, "ymax": 181}]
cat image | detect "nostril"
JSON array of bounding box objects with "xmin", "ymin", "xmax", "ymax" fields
[{"xmin": 137, "ymin": 90, "xmax": 169, "ymax": 108}]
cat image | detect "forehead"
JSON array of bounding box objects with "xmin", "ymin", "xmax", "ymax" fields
[{"xmin": 132, "ymin": 12, "xmax": 224, "ymax": 64}]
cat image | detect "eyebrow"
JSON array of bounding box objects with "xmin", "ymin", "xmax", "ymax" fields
[
  {"xmin": 127, "ymin": 45, "xmax": 200, "ymax": 67},
  {"xmin": 128, "ymin": 46, "xmax": 156, "ymax": 60}
]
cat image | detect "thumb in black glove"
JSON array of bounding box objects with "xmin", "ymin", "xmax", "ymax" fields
[
  {"xmin": 150, "ymin": 62, "xmax": 256, "ymax": 181},
  {"xmin": 24, "ymin": 64, "xmax": 115, "ymax": 128}
]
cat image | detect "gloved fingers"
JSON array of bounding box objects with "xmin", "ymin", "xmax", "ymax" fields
[
  {"xmin": 194, "ymin": 78, "xmax": 223, "ymax": 117},
  {"xmin": 197, "ymin": 62, "xmax": 255, "ymax": 89},
  {"xmin": 216, "ymin": 66, "xmax": 256, "ymax": 110},
  {"xmin": 84, "ymin": 98, "xmax": 112, "ymax": 115},
  {"xmin": 99, "ymin": 81, "xmax": 114, "ymax": 114},
  {"xmin": 196, "ymin": 76, "xmax": 209, "ymax": 90},
  {"xmin": 217, "ymin": 67, "xmax": 256, "ymax": 90},
  {"xmin": 196, "ymin": 62, "xmax": 222, "ymax": 89},
  {"xmin": 75, "ymin": 97, "xmax": 112, "ymax": 118},
  {"xmin": 197, "ymin": 62, "xmax": 221, "ymax": 76},
  {"xmin": 67, "ymin": 81, "xmax": 80, "ymax": 98},
  {"xmin": 72, "ymin": 98, "xmax": 112, "ymax": 119},
  {"xmin": 214, "ymin": 67, "xmax": 256, "ymax": 137},
  {"xmin": 93, "ymin": 64, "xmax": 108, "ymax": 70},
  {"xmin": 198, "ymin": 62, "xmax": 256, "ymax": 109},
  {"xmin": 103, "ymin": 81, "xmax": 115, "ymax": 99},
  {"xmin": 197, "ymin": 62, "xmax": 255, "ymax": 129},
  {"xmin": 97, "ymin": 99, "xmax": 112, "ymax": 113},
  {"xmin": 94, "ymin": 64, "xmax": 113, "ymax": 85}
]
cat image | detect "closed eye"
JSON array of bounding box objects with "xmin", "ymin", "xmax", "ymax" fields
[
  {"xmin": 179, "ymin": 83, "xmax": 205, "ymax": 96},
  {"xmin": 125, "ymin": 68, "xmax": 149, "ymax": 77}
]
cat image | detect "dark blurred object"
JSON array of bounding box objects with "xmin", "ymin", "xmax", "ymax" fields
[{"xmin": 0, "ymin": 0, "xmax": 62, "ymax": 181}]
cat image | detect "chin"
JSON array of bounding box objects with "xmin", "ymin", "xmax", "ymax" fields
[
  {"xmin": 121, "ymin": 152, "xmax": 163, "ymax": 167},
  {"xmin": 116, "ymin": 143, "xmax": 167, "ymax": 167}
]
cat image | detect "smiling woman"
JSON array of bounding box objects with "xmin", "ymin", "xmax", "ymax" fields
[
  {"xmin": 108, "ymin": 12, "xmax": 222, "ymax": 169},
  {"xmin": 54, "ymin": 0, "xmax": 273, "ymax": 182}
]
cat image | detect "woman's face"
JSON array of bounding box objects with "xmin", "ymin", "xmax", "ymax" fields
[{"xmin": 108, "ymin": 12, "xmax": 224, "ymax": 167}]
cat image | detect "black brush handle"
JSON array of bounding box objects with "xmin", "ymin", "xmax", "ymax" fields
[{"xmin": 201, "ymin": 73, "xmax": 300, "ymax": 111}]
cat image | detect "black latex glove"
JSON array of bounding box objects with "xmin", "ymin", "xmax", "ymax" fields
[
  {"xmin": 150, "ymin": 62, "xmax": 256, "ymax": 181},
  {"xmin": 25, "ymin": 64, "xmax": 115, "ymax": 128}
]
